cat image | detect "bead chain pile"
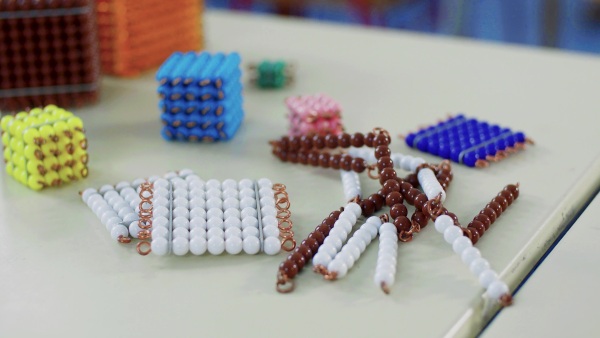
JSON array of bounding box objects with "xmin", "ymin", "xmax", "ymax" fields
[
  {"xmin": 269, "ymin": 128, "xmax": 518, "ymax": 305},
  {"xmin": 81, "ymin": 170, "xmax": 295, "ymax": 257}
]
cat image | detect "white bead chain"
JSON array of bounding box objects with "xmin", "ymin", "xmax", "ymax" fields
[
  {"xmin": 374, "ymin": 222, "xmax": 398, "ymax": 294},
  {"xmin": 417, "ymin": 167, "xmax": 446, "ymax": 202},
  {"xmin": 258, "ymin": 178, "xmax": 280, "ymax": 255},
  {"xmin": 312, "ymin": 202, "xmax": 362, "ymax": 270},
  {"xmin": 434, "ymin": 215, "xmax": 510, "ymax": 302},
  {"xmin": 325, "ymin": 216, "xmax": 382, "ymax": 280},
  {"xmin": 340, "ymin": 170, "xmax": 361, "ymax": 201}
]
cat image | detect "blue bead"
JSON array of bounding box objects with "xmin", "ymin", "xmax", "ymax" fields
[
  {"xmin": 463, "ymin": 151, "xmax": 477, "ymax": 167},
  {"xmin": 161, "ymin": 127, "xmax": 176, "ymax": 141},
  {"xmin": 504, "ymin": 134, "xmax": 516, "ymax": 147},
  {"xmin": 416, "ymin": 137, "xmax": 429, "ymax": 152},
  {"xmin": 486, "ymin": 143, "xmax": 497, "ymax": 156},
  {"xmin": 477, "ymin": 146, "xmax": 488, "ymax": 159},
  {"xmin": 175, "ymin": 127, "xmax": 190, "ymax": 141},
  {"xmin": 490, "ymin": 125, "xmax": 501, "ymax": 136},
  {"xmin": 450, "ymin": 147, "xmax": 461, "ymax": 162},
  {"xmin": 495, "ymin": 138, "xmax": 507, "ymax": 151},
  {"xmin": 405, "ymin": 133, "xmax": 416, "ymax": 147},
  {"xmin": 438, "ymin": 143, "xmax": 451, "ymax": 159},
  {"xmin": 514, "ymin": 132, "xmax": 526, "ymax": 143},
  {"xmin": 428, "ymin": 140, "xmax": 440, "ymax": 156}
]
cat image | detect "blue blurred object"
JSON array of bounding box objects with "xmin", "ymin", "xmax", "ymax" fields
[{"xmin": 206, "ymin": 0, "xmax": 600, "ymax": 54}]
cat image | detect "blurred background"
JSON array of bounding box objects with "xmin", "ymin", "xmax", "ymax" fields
[{"xmin": 206, "ymin": 0, "xmax": 600, "ymax": 54}]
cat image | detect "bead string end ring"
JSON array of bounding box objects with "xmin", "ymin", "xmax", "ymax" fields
[
  {"xmin": 499, "ymin": 293, "xmax": 513, "ymax": 307},
  {"xmin": 381, "ymin": 282, "xmax": 391, "ymax": 295}
]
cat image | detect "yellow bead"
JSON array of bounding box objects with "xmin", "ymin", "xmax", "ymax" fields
[
  {"xmin": 44, "ymin": 171, "xmax": 59, "ymax": 186},
  {"xmin": 72, "ymin": 162, "xmax": 88, "ymax": 179},
  {"xmin": 23, "ymin": 128, "xmax": 41, "ymax": 145},
  {"xmin": 29, "ymin": 108, "xmax": 43, "ymax": 116},
  {"xmin": 58, "ymin": 110, "xmax": 73, "ymax": 119},
  {"xmin": 3, "ymin": 147, "xmax": 11, "ymax": 161},
  {"xmin": 73, "ymin": 148, "xmax": 88, "ymax": 164},
  {"xmin": 9, "ymin": 138, "xmax": 24, "ymax": 153},
  {"xmin": 38, "ymin": 113, "xmax": 53, "ymax": 123},
  {"xmin": 43, "ymin": 156, "xmax": 59, "ymax": 171},
  {"xmin": 53, "ymin": 121, "xmax": 69, "ymax": 137},
  {"xmin": 67, "ymin": 117, "xmax": 84, "ymax": 130},
  {"xmin": 15, "ymin": 112, "xmax": 29, "ymax": 120},
  {"xmin": 11, "ymin": 153, "xmax": 26, "ymax": 169},
  {"xmin": 43, "ymin": 104, "xmax": 58, "ymax": 113},
  {"xmin": 12, "ymin": 166, "xmax": 23, "ymax": 180},
  {"xmin": 9, "ymin": 120, "xmax": 25, "ymax": 138},
  {"xmin": 5, "ymin": 163, "xmax": 13, "ymax": 176},
  {"xmin": 24, "ymin": 145, "xmax": 43, "ymax": 161},
  {"xmin": 2, "ymin": 132, "xmax": 9, "ymax": 146},
  {"xmin": 26, "ymin": 159, "xmax": 45, "ymax": 175},
  {"xmin": 57, "ymin": 153, "xmax": 73, "ymax": 167},
  {"xmin": 23, "ymin": 116, "xmax": 40, "ymax": 126},
  {"xmin": 28, "ymin": 175, "xmax": 45, "ymax": 190},
  {"xmin": 41, "ymin": 142, "xmax": 57, "ymax": 157},
  {"xmin": 1, "ymin": 115, "xmax": 14, "ymax": 132},
  {"xmin": 59, "ymin": 167, "xmax": 73, "ymax": 182},
  {"xmin": 39, "ymin": 125, "xmax": 56, "ymax": 141}
]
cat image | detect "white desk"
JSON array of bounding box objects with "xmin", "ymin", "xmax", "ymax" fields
[
  {"xmin": 1, "ymin": 10, "xmax": 599, "ymax": 338},
  {"xmin": 482, "ymin": 192, "xmax": 600, "ymax": 337}
]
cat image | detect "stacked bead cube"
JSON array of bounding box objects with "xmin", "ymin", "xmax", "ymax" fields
[
  {"xmin": 286, "ymin": 94, "xmax": 343, "ymax": 137},
  {"xmin": 0, "ymin": 0, "xmax": 100, "ymax": 111},
  {"xmin": 156, "ymin": 52, "xmax": 244, "ymax": 142},
  {"xmin": 96, "ymin": 0, "xmax": 203, "ymax": 76},
  {"xmin": 1, "ymin": 105, "xmax": 89, "ymax": 190},
  {"xmin": 250, "ymin": 60, "xmax": 293, "ymax": 89}
]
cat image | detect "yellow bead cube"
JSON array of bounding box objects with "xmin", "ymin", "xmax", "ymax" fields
[{"xmin": 1, "ymin": 105, "xmax": 89, "ymax": 190}]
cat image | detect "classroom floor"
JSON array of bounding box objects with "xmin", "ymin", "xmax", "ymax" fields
[{"xmin": 207, "ymin": 0, "xmax": 600, "ymax": 55}]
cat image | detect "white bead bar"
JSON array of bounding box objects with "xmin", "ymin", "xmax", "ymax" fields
[
  {"xmin": 374, "ymin": 222, "xmax": 398, "ymax": 294},
  {"xmin": 340, "ymin": 170, "xmax": 361, "ymax": 201},
  {"xmin": 417, "ymin": 167, "xmax": 446, "ymax": 202},
  {"xmin": 257, "ymin": 178, "xmax": 279, "ymax": 255},
  {"xmin": 434, "ymin": 215, "xmax": 510, "ymax": 302}
]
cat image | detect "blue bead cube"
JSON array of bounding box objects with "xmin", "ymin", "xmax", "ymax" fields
[{"xmin": 156, "ymin": 52, "xmax": 244, "ymax": 142}]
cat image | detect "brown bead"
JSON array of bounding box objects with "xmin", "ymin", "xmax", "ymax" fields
[
  {"xmin": 341, "ymin": 155, "xmax": 353, "ymax": 171},
  {"xmin": 290, "ymin": 137, "xmax": 301, "ymax": 151},
  {"xmin": 364, "ymin": 132, "xmax": 375, "ymax": 147},
  {"xmin": 288, "ymin": 251, "xmax": 306, "ymax": 270},
  {"xmin": 474, "ymin": 214, "xmax": 491, "ymax": 230},
  {"xmin": 381, "ymin": 179, "xmax": 400, "ymax": 196},
  {"xmin": 413, "ymin": 193, "xmax": 428, "ymax": 211},
  {"xmin": 278, "ymin": 136, "xmax": 290, "ymax": 150},
  {"xmin": 295, "ymin": 245, "xmax": 313, "ymax": 261},
  {"xmin": 286, "ymin": 152, "xmax": 298, "ymax": 163},
  {"xmin": 330, "ymin": 154, "xmax": 342, "ymax": 169},
  {"xmin": 313, "ymin": 135, "xmax": 325, "ymax": 149},
  {"xmin": 487, "ymin": 201, "xmax": 503, "ymax": 217},
  {"xmin": 505, "ymin": 184, "xmax": 519, "ymax": 199},
  {"xmin": 315, "ymin": 224, "xmax": 331, "ymax": 237},
  {"xmin": 405, "ymin": 174, "xmax": 419, "ymax": 188},
  {"xmin": 447, "ymin": 212, "xmax": 459, "ymax": 225},
  {"xmin": 351, "ymin": 133, "xmax": 364, "ymax": 147},
  {"xmin": 437, "ymin": 174, "xmax": 450, "ymax": 185},
  {"xmin": 300, "ymin": 135, "xmax": 313, "ymax": 150},
  {"xmin": 329, "ymin": 210, "xmax": 342, "ymax": 219},
  {"xmin": 390, "ymin": 203, "xmax": 408, "ymax": 218},
  {"xmin": 308, "ymin": 231, "xmax": 325, "ymax": 245},
  {"xmin": 298, "ymin": 151, "xmax": 309, "ymax": 165},
  {"xmin": 308, "ymin": 151, "xmax": 320, "ymax": 166},
  {"xmin": 360, "ymin": 199, "xmax": 375, "ymax": 216},
  {"xmin": 351, "ymin": 158, "xmax": 366, "ymax": 173},
  {"xmin": 385, "ymin": 191, "xmax": 403, "ymax": 207},
  {"xmin": 468, "ymin": 227, "xmax": 480, "ymax": 244},
  {"xmin": 379, "ymin": 168, "xmax": 397, "ymax": 185},
  {"xmin": 469, "ymin": 221, "xmax": 485, "ymax": 237},
  {"xmin": 322, "ymin": 217, "xmax": 336, "ymax": 228},
  {"xmin": 338, "ymin": 133, "xmax": 352, "ymax": 148},
  {"xmin": 318, "ymin": 153, "xmax": 330, "ymax": 168},
  {"xmin": 373, "ymin": 134, "xmax": 390, "ymax": 147},
  {"xmin": 492, "ymin": 195, "xmax": 508, "ymax": 211},
  {"xmin": 376, "ymin": 156, "xmax": 393, "ymax": 171},
  {"xmin": 369, "ymin": 193, "xmax": 385, "ymax": 210},
  {"xmin": 301, "ymin": 237, "xmax": 319, "ymax": 253},
  {"xmin": 481, "ymin": 207, "xmax": 497, "ymax": 223},
  {"xmin": 411, "ymin": 211, "xmax": 429, "ymax": 228},
  {"xmin": 374, "ymin": 145, "xmax": 391, "ymax": 159},
  {"xmin": 279, "ymin": 260, "xmax": 299, "ymax": 278},
  {"xmin": 393, "ymin": 216, "xmax": 411, "ymax": 232},
  {"xmin": 406, "ymin": 188, "xmax": 421, "ymax": 204},
  {"xmin": 325, "ymin": 134, "xmax": 338, "ymax": 149},
  {"xmin": 499, "ymin": 190, "xmax": 514, "ymax": 206},
  {"xmin": 400, "ymin": 182, "xmax": 413, "ymax": 196}
]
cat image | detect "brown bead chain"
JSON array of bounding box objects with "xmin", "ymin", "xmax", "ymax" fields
[
  {"xmin": 465, "ymin": 184, "xmax": 520, "ymax": 244},
  {"xmin": 270, "ymin": 131, "xmax": 379, "ymax": 154}
]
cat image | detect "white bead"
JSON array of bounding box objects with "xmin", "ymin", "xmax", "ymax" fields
[
  {"xmin": 190, "ymin": 227, "xmax": 207, "ymax": 239},
  {"xmin": 119, "ymin": 209, "xmax": 136, "ymax": 220},
  {"xmin": 238, "ymin": 188, "xmax": 255, "ymax": 199},
  {"xmin": 153, "ymin": 187, "xmax": 169, "ymax": 197},
  {"xmin": 149, "ymin": 174, "xmax": 162, "ymax": 182},
  {"xmin": 364, "ymin": 224, "xmax": 379, "ymax": 239},
  {"xmin": 342, "ymin": 243, "xmax": 361, "ymax": 261},
  {"xmin": 221, "ymin": 189, "xmax": 238, "ymax": 199},
  {"xmin": 153, "ymin": 178, "xmax": 169, "ymax": 188},
  {"xmin": 205, "ymin": 179, "xmax": 221, "ymax": 190},
  {"xmin": 189, "ymin": 237, "xmax": 207, "ymax": 255},
  {"xmin": 260, "ymin": 205, "xmax": 277, "ymax": 217},
  {"xmin": 81, "ymin": 188, "xmax": 97, "ymax": 203},
  {"xmin": 400, "ymin": 156, "xmax": 412, "ymax": 172},
  {"xmin": 329, "ymin": 227, "xmax": 348, "ymax": 240},
  {"xmin": 224, "ymin": 227, "xmax": 242, "ymax": 239},
  {"xmin": 259, "ymin": 187, "xmax": 274, "ymax": 198},
  {"xmin": 173, "ymin": 227, "xmax": 190, "ymax": 239},
  {"xmin": 338, "ymin": 251, "xmax": 355, "ymax": 269},
  {"xmin": 153, "ymin": 206, "xmax": 169, "ymax": 218},
  {"xmin": 128, "ymin": 221, "xmax": 141, "ymax": 238},
  {"xmin": 205, "ymin": 189, "xmax": 222, "ymax": 199},
  {"xmin": 409, "ymin": 157, "xmax": 426, "ymax": 172},
  {"xmin": 452, "ymin": 236, "xmax": 472, "ymax": 255},
  {"xmin": 172, "ymin": 237, "xmax": 189, "ymax": 256},
  {"xmin": 86, "ymin": 194, "xmax": 103, "ymax": 208},
  {"xmin": 443, "ymin": 225, "xmax": 463, "ymax": 244},
  {"xmin": 190, "ymin": 217, "xmax": 207, "ymax": 230},
  {"xmin": 185, "ymin": 174, "xmax": 201, "ymax": 183},
  {"xmin": 374, "ymin": 270, "xmax": 395, "ymax": 288},
  {"xmin": 262, "ymin": 225, "xmax": 279, "ymax": 238},
  {"xmin": 206, "ymin": 208, "xmax": 223, "ymax": 220},
  {"xmin": 172, "ymin": 216, "xmax": 189, "ymax": 229},
  {"xmin": 470, "ymin": 258, "xmax": 490, "ymax": 276},
  {"xmin": 110, "ymin": 224, "xmax": 129, "ymax": 240},
  {"xmin": 380, "ymin": 223, "xmax": 396, "ymax": 234},
  {"xmin": 222, "ymin": 179, "xmax": 238, "ymax": 190},
  {"xmin": 479, "ymin": 269, "xmax": 499, "ymax": 288},
  {"xmin": 312, "ymin": 252, "xmax": 332, "ymax": 267},
  {"xmin": 99, "ymin": 184, "xmax": 114, "ymax": 194},
  {"xmin": 189, "ymin": 180, "xmax": 205, "ymax": 190},
  {"xmin": 223, "ymin": 208, "xmax": 240, "ymax": 219},
  {"xmin": 260, "ymin": 196, "xmax": 276, "ymax": 208},
  {"xmin": 339, "ymin": 210, "xmax": 357, "ymax": 225},
  {"xmin": 207, "ymin": 227, "xmax": 224, "ymax": 239},
  {"xmin": 319, "ymin": 243, "xmax": 338, "ymax": 258},
  {"xmin": 101, "ymin": 211, "xmax": 119, "ymax": 225},
  {"xmin": 257, "ymin": 178, "xmax": 272, "ymax": 188},
  {"xmin": 153, "ymin": 216, "xmax": 169, "ymax": 228},
  {"xmin": 334, "ymin": 219, "xmax": 353, "ymax": 233},
  {"xmin": 241, "ymin": 216, "xmax": 258, "ymax": 229},
  {"xmin": 207, "ymin": 237, "xmax": 225, "ymax": 255},
  {"xmin": 243, "ymin": 236, "xmax": 260, "ymax": 254},
  {"xmin": 105, "ymin": 217, "xmax": 121, "ymax": 231},
  {"xmin": 461, "ymin": 247, "xmax": 481, "ymax": 265},
  {"xmin": 487, "ymin": 280, "xmax": 510, "ymax": 299},
  {"xmin": 238, "ymin": 179, "xmax": 253, "ymax": 189},
  {"xmin": 224, "ymin": 217, "xmax": 242, "ymax": 229},
  {"xmin": 104, "ymin": 190, "xmax": 120, "ymax": 201},
  {"xmin": 190, "ymin": 207, "xmax": 207, "ymax": 220},
  {"xmin": 206, "ymin": 197, "xmax": 223, "ymax": 210},
  {"xmin": 239, "ymin": 197, "xmax": 256, "ymax": 209},
  {"xmin": 263, "ymin": 237, "xmax": 281, "ymax": 255},
  {"xmin": 173, "ymin": 207, "xmax": 189, "ymax": 219},
  {"xmin": 242, "ymin": 227, "xmax": 259, "ymax": 238},
  {"xmin": 151, "ymin": 237, "xmax": 168, "ymax": 256},
  {"xmin": 153, "ymin": 196, "xmax": 169, "ymax": 208},
  {"xmin": 190, "ymin": 188, "xmax": 206, "ymax": 200},
  {"xmin": 178, "ymin": 168, "xmax": 194, "ymax": 177},
  {"xmin": 348, "ymin": 236, "xmax": 367, "ymax": 252},
  {"xmin": 241, "ymin": 207, "xmax": 258, "ymax": 219},
  {"xmin": 152, "ymin": 226, "xmax": 169, "ymax": 239},
  {"xmin": 207, "ymin": 218, "xmax": 224, "ymax": 230},
  {"xmin": 327, "ymin": 259, "xmax": 348, "ymax": 278},
  {"xmin": 324, "ymin": 236, "xmax": 343, "ymax": 251},
  {"xmin": 225, "ymin": 237, "xmax": 243, "ymax": 254},
  {"xmin": 172, "ymin": 180, "xmax": 188, "ymax": 190},
  {"xmin": 189, "ymin": 199, "xmax": 206, "ymax": 212},
  {"xmin": 173, "ymin": 197, "xmax": 189, "ymax": 209},
  {"xmin": 222, "ymin": 197, "xmax": 239, "ymax": 210},
  {"xmin": 173, "ymin": 189, "xmax": 188, "ymax": 199},
  {"xmin": 345, "ymin": 202, "xmax": 362, "ymax": 217},
  {"xmin": 261, "ymin": 215, "xmax": 278, "ymax": 228},
  {"xmin": 435, "ymin": 215, "xmax": 454, "ymax": 233}
]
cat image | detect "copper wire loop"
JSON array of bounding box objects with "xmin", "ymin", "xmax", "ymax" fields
[
  {"xmin": 277, "ymin": 219, "xmax": 293, "ymax": 230},
  {"xmin": 379, "ymin": 213, "xmax": 390, "ymax": 223},
  {"xmin": 137, "ymin": 241, "xmax": 152, "ymax": 255},
  {"xmin": 367, "ymin": 164, "xmax": 380, "ymax": 179},
  {"xmin": 398, "ymin": 231, "xmax": 413, "ymax": 242},
  {"xmin": 415, "ymin": 162, "xmax": 436, "ymax": 173},
  {"xmin": 276, "ymin": 208, "xmax": 291, "ymax": 219},
  {"xmin": 313, "ymin": 265, "xmax": 329, "ymax": 275},
  {"xmin": 281, "ymin": 237, "xmax": 296, "ymax": 251},
  {"xmin": 272, "ymin": 183, "xmax": 287, "ymax": 191},
  {"xmin": 117, "ymin": 235, "xmax": 132, "ymax": 244},
  {"xmin": 372, "ymin": 127, "xmax": 391, "ymax": 142},
  {"xmin": 324, "ymin": 271, "xmax": 338, "ymax": 281},
  {"xmin": 279, "ymin": 230, "xmax": 295, "ymax": 239},
  {"xmin": 275, "ymin": 197, "xmax": 290, "ymax": 210},
  {"xmin": 424, "ymin": 195, "xmax": 444, "ymax": 220},
  {"xmin": 499, "ymin": 294, "xmax": 514, "ymax": 307},
  {"xmin": 274, "ymin": 190, "xmax": 288, "ymax": 201},
  {"xmin": 276, "ymin": 274, "xmax": 295, "ymax": 293},
  {"xmin": 349, "ymin": 195, "xmax": 361, "ymax": 203},
  {"xmin": 138, "ymin": 230, "xmax": 152, "ymax": 240}
]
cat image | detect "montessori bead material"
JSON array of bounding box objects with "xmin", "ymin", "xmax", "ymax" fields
[
  {"xmin": 312, "ymin": 202, "xmax": 361, "ymax": 269},
  {"xmin": 374, "ymin": 222, "xmax": 398, "ymax": 294}
]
